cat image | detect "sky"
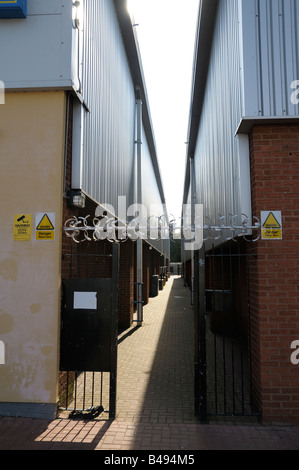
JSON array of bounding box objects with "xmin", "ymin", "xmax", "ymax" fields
[{"xmin": 127, "ymin": 0, "xmax": 199, "ymax": 224}]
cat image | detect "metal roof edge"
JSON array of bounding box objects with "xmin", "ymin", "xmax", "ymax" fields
[
  {"xmin": 4, "ymin": 80, "xmax": 74, "ymax": 92},
  {"xmin": 236, "ymin": 116, "xmax": 299, "ymax": 135}
]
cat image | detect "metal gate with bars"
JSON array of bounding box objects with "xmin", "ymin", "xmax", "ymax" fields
[
  {"xmin": 58, "ymin": 242, "xmax": 119, "ymax": 420},
  {"xmin": 194, "ymin": 241, "xmax": 261, "ymax": 422}
]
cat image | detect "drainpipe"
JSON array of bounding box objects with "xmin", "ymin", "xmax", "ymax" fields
[
  {"xmin": 190, "ymin": 156, "xmax": 196, "ymax": 304},
  {"xmin": 136, "ymin": 92, "xmax": 143, "ymax": 326},
  {"xmin": 190, "ymin": 156, "xmax": 207, "ymax": 422}
]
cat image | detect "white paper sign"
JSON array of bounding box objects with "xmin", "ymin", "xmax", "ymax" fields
[
  {"xmin": 74, "ymin": 292, "xmax": 97, "ymax": 310},
  {"xmin": 0, "ymin": 341, "xmax": 5, "ymax": 365}
]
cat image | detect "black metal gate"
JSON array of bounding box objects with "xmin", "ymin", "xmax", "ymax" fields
[
  {"xmin": 59, "ymin": 242, "xmax": 119, "ymax": 420},
  {"xmin": 194, "ymin": 241, "xmax": 261, "ymax": 422}
]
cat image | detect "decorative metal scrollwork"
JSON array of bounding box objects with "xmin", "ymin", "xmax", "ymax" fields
[
  {"xmin": 200, "ymin": 213, "xmax": 261, "ymax": 243},
  {"xmin": 64, "ymin": 213, "xmax": 261, "ymax": 244}
]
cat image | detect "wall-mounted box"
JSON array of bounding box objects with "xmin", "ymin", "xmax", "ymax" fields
[
  {"xmin": 0, "ymin": 0, "xmax": 27, "ymax": 18},
  {"xmin": 0, "ymin": 1, "xmax": 75, "ymax": 91}
]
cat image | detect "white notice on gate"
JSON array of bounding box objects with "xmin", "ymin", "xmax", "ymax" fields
[
  {"xmin": 0, "ymin": 341, "xmax": 5, "ymax": 365},
  {"xmin": 74, "ymin": 292, "xmax": 97, "ymax": 310}
]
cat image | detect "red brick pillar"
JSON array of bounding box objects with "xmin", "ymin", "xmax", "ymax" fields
[
  {"xmin": 118, "ymin": 240, "xmax": 135, "ymax": 331},
  {"xmin": 249, "ymin": 124, "xmax": 299, "ymax": 424}
]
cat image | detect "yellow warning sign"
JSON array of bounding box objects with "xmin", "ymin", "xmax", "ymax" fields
[
  {"xmin": 263, "ymin": 212, "xmax": 281, "ymax": 228},
  {"xmin": 261, "ymin": 211, "xmax": 282, "ymax": 240},
  {"xmin": 36, "ymin": 214, "xmax": 54, "ymax": 231},
  {"xmin": 13, "ymin": 214, "xmax": 32, "ymax": 241},
  {"xmin": 36, "ymin": 213, "xmax": 55, "ymax": 241}
]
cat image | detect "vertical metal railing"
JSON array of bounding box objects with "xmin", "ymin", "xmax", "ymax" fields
[
  {"xmin": 194, "ymin": 248, "xmax": 208, "ymax": 423},
  {"xmin": 59, "ymin": 241, "xmax": 119, "ymax": 420},
  {"xmin": 194, "ymin": 241, "xmax": 260, "ymax": 421}
]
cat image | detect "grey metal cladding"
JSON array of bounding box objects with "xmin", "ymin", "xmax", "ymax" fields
[
  {"xmin": 81, "ymin": 0, "xmax": 168, "ymax": 256},
  {"xmin": 81, "ymin": 0, "xmax": 136, "ymax": 210},
  {"xmin": 81, "ymin": 0, "xmax": 166, "ymax": 214},
  {"xmin": 192, "ymin": 0, "xmax": 243, "ymax": 223},
  {"xmin": 241, "ymin": 0, "xmax": 299, "ymax": 117}
]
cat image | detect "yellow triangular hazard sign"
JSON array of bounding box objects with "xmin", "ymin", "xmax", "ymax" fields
[
  {"xmin": 263, "ymin": 212, "xmax": 281, "ymax": 229},
  {"xmin": 36, "ymin": 214, "xmax": 54, "ymax": 231}
]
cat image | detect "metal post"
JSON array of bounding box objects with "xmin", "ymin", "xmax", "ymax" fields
[
  {"xmin": 136, "ymin": 96, "xmax": 143, "ymax": 326},
  {"xmin": 194, "ymin": 247, "xmax": 208, "ymax": 423},
  {"xmin": 190, "ymin": 157, "xmax": 195, "ymax": 305},
  {"xmin": 109, "ymin": 243, "xmax": 119, "ymax": 419}
]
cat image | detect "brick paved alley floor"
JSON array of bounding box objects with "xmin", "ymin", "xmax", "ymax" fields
[
  {"xmin": 1, "ymin": 275, "xmax": 299, "ymax": 451},
  {"xmin": 116, "ymin": 275, "xmax": 195, "ymax": 425}
]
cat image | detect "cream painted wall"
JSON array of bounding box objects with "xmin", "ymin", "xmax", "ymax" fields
[{"xmin": 0, "ymin": 92, "xmax": 66, "ymax": 405}]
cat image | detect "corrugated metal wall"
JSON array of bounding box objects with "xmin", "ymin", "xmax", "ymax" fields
[
  {"xmin": 193, "ymin": 0, "xmax": 245, "ymax": 245},
  {"xmin": 80, "ymin": 0, "xmax": 168, "ymax": 256},
  {"xmin": 81, "ymin": 0, "xmax": 136, "ymax": 210},
  {"xmin": 241, "ymin": 0, "xmax": 299, "ymax": 117},
  {"xmin": 141, "ymin": 126, "xmax": 164, "ymax": 213},
  {"xmin": 141, "ymin": 124, "xmax": 169, "ymax": 254}
]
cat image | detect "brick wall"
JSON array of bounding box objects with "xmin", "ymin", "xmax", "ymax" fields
[
  {"xmin": 118, "ymin": 240, "xmax": 135, "ymax": 331},
  {"xmin": 249, "ymin": 124, "xmax": 299, "ymax": 424}
]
